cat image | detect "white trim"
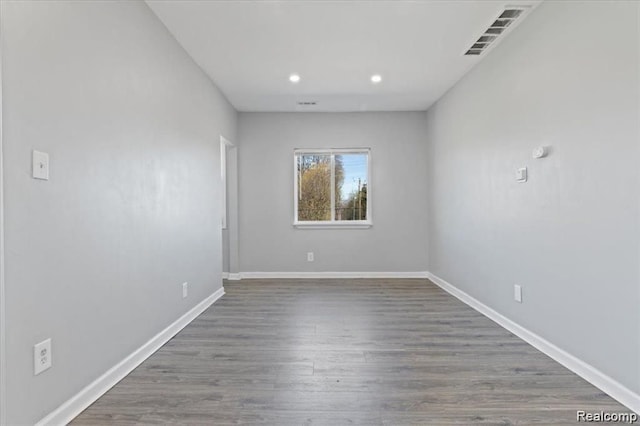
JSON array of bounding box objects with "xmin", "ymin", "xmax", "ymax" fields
[
  {"xmin": 222, "ymin": 272, "xmax": 241, "ymax": 281},
  {"xmin": 427, "ymin": 272, "xmax": 640, "ymax": 415},
  {"xmin": 35, "ymin": 287, "xmax": 225, "ymax": 426},
  {"xmin": 220, "ymin": 136, "xmax": 233, "ymax": 230},
  {"xmin": 293, "ymin": 148, "xmax": 370, "ymax": 155},
  {"xmin": 330, "ymin": 154, "xmax": 335, "ymax": 221},
  {"xmin": 294, "ymin": 153, "xmax": 299, "ymax": 217},
  {"xmin": 366, "ymin": 148, "xmax": 372, "ymax": 223},
  {"xmin": 293, "ymin": 221, "xmax": 372, "ymax": 229},
  {"xmin": 239, "ymin": 271, "xmax": 429, "ymax": 279}
]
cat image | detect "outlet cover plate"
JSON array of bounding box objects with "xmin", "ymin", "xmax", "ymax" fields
[{"xmin": 34, "ymin": 338, "xmax": 52, "ymax": 375}]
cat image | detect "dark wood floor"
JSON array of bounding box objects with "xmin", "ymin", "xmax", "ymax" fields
[{"xmin": 73, "ymin": 279, "xmax": 627, "ymax": 425}]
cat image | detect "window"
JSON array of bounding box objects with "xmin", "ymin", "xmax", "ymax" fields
[{"xmin": 294, "ymin": 148, "xmax": 371, "ymax": 227}]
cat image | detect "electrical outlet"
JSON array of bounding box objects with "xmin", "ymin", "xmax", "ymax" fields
[
  {"xmin": 34, "ymin": 338, "xmax": 52, "ymax": 375},
  {"xmin": 307, "ymin": 252, "xmax": 314, "ymax": 262},
  {"xmin": 182, "ymin": 282, "xmax": 188, "ymax": 298},
  {"xmin": 514, "ymin": 285, "xmax": 523, "ymax": 303}
]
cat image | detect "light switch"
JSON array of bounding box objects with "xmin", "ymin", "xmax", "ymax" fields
[
  {"xmin": 514, "ymin": 285, "xmax": 523, "ymax": 303},
  {"xmin": 516, "ymin": 167, "xmax": 527, "ymax": 183},
  {"xmin": 32, "ymin": 150, "xmax": 49, "ymax": 180}
]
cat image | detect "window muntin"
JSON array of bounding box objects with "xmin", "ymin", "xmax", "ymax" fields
[{"xmin": 294, "ymin": 149, "xmax": 370, "ymax": 226}]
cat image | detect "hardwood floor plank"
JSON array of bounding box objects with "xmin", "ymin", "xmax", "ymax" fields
[{"xmin": 72, "ymin": 279, "xmax": 630, "ymax": 425}]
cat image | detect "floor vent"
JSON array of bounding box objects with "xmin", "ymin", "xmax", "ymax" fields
[{"xmin": 465, "ymin": 6, "xmax": 533, "ymax": 56}]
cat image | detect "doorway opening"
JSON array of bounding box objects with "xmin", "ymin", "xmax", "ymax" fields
[{"xmin": 220, "ymin": 136, "xmax": 238, "ymax": 278}]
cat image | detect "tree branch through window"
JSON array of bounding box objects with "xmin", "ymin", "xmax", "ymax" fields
[{"xmin": 294, "ymin": 149, "xmax": 370, "ymax": 225}]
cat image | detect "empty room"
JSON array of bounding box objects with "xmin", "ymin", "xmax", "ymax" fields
[{"xmin": 0, "ymin": 0, "xmax": 639, "ymax": 424}]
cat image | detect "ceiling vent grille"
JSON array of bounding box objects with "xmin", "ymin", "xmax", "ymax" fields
[{"xmin": 464, "ymin": 6, "xmax": 532, "ymax": 56}]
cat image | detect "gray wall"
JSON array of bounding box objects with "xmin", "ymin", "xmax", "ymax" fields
[
  {"xmin": 238, "ymin": 112, "xmax": 429, "ymax": 273},
  {"xmin": 1, "ymin": 1, "xmax": 236, "ymax": 424},
  {"xmin": 425, "ymin": 0, "xmax": 640, "ymax": 394}
]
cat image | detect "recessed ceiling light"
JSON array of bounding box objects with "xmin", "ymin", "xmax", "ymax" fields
[
  {"xmin": 289, "ymin": 74, "xmax": 300, "ymax": 83},
  {"xmin": 371, "ymin": 74, "xmax": 382, "ymax": 84}
]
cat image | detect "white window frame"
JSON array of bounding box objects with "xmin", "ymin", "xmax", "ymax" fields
[{"xmin": 293, "ymin": 148, "xmax": 372, "ymax": 229}]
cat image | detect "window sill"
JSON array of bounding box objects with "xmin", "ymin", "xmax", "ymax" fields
[{"xmin": 293, "ymin": 221, "xmax": 372, "ymax": 229}]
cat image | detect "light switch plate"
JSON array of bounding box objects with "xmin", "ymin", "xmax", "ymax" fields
[
  {"xmin": 516, "ymin": 167, "xmax": 527, "ymax": 183},
  {"xmin": 32, "ymin": 150, "xmax": 50, "ymax": 180},
  {"xmin": 514, "ymin": 285, "xmax": 523, "ymax": 303}
]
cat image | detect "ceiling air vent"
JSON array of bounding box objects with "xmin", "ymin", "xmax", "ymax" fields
[{"xmin": 464, "ymin": 6, "xmax": 533, "ymax": 56}]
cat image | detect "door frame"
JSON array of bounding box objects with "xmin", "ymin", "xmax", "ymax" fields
[{"xmin": 220, "ymin": 136, "xmax": 238, "ymax": 276}]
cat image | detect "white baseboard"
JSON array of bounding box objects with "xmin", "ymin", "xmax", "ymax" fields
[
  {"xmin": 239, "ymin": 271, "xmax": 429, "ymax": 279},
  {"xmin": 222, "ymin": 272, "xmax": 241, "ymax": 280},
  {"xmin": 36, "ymin": 287, "xmax": 225, "ymax": 426},
  {"xmin": 427, "ymin": 272, "xmax": 640, "ymax": 414}
]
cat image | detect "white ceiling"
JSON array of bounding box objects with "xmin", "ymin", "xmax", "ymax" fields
[{"xmin": 147, "ymin": 0, "xmax": 540, "ymax": 112}]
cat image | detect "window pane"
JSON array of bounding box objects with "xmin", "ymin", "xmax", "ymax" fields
[
  {"xmin": 335, "ymin": 154, "xmax": 367, "ymax": 221},
  {"xmin": 297, "ymin": 154, "xmax": 331, "ymax": 221}
]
